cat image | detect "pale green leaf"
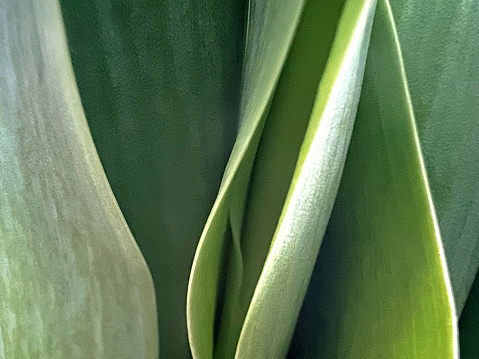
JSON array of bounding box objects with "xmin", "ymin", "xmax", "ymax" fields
[
  {"xmin": 187, "ymin": 0, "xmax": 376, "ymax": 357},
  {"xmin": 288, "ymin": 1, "xmax": 457, "ymax": 357},
  {"xmin": 186, "ymin": 0, "xmax": 306, "ymax": 357},
  {"xmin": 215, "ymin": 0, "xmax": 350, "ymax": 357},
  {"xmin": 0, "ymin": 0, "xmax": 157, "ymax": 358},
  {"xmin": 389, "ymin": 0, "xmax": 479, "ymax": 311},
  {"xmin": 235, "ymin": 0, "xmax": 376, "ymax": 357}
]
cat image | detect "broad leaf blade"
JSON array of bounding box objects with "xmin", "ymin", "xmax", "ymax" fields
[
  {"xmin": 214, "ymin": 0, "xmax": 349, "ymax": 357},
  {"xmin": 188, "ymin": 0, "xmax": 377, "ymax": 356},
  {"xmin": 0, "ymin": 0, "xmax": 157, "ymax": 357},
  {"xmin": 235, "ymin": 0, "xmax": 376, "ymax": 357},
  {"xmin": 390, "ymin": 0, "xmax": 479, "ymax": 311},
  {"xmin": 289, "ymin": 1, "xmax": 457, "ymax": 357},
  {"xmin": 60, "ymin": 0, "xmax": 245, "ymax": 357},
  {"xmin": 186, "ymin": 0, "xmax": 306, "ymax": 357}
]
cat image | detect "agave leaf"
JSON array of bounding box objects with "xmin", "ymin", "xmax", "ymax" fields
[
  {"xmin": 235, "ymin": 0, "xmax": 376, "ymax": 357},
  {"xmin": 186, "ymin": 0, "xmax": 307, "ymax": 357},
  {"xmin": 389, "ymin": 0, "xmax": 479, "ymax": 311},
  {"xmin": 188, "ymin": 0, "xmax": 376, "ymax": 357},
  {"xmin": 59, "ymin": 0, "xmax": 245, "ymax": 357},
  {"xmin": 0, "ymin": 0, "xmax": 157, "ymax": 357},
  {"xmin": 215, "ymin": 0, "xmax": 351, "ymax": 357},
  {"xmin": 288, "ymin": 1, "xmax": 457, "ymax": 357}
]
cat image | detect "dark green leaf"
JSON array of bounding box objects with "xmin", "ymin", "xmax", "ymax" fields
[
  {"xmin": 60, "ymin": 0, "xmax": 245, "ymax": 357},
  {"xmin": 289, "ymin": 0, "xmax": 457, "ymax": 357},
  {"xmin": 459, "ymin": 271, "xmax": 479, "ymax": 358},
  {"xmin": 390, "ymin": 0, "xmax": 479, "ymax": 311}
]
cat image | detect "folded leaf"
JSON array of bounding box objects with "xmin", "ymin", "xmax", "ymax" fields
[
  {"xmin": 187, "ymin": 0, "xmax": 306, "ymax": 357},
  {"xmin": 389, "ymin": 0, "xmax": 479, "ymax": 311},
  {"xmin": 289, "ymin": 1, "xmax": 457, "ymax": 357},
  {"xmin": 188, "ymin": 0, "xmax": 376, "ymax": 357},
  {"xmin": 60, "ymin": 0, "xmax": 245, "ymax": 357},
  {"xmin": 0, "ymin": 0, "xmax": 157, "ymax": 357},
  {"xmin": 215, "ymin": 0, "xmax": 348, "ymax": 356},
  {"xmin": 235, "ymin": 0, "xmax": 376, "ymax": 356}
]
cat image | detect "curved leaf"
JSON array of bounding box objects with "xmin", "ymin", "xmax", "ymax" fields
[
  {"xmin": 235, "ymin": 0, "xmax": 376, "ymax": 357},
  {"xmin": 0, "ymin": 0, "xmax": 157, "ymax": 357},
  {"xmin": 60, "ymin": 0, "xmax": 245, "ymax": 357},
  {"xmin": 389, "ymin": 0, "xmax": 479, "ymax": 311},
  {"xmin": 215, "ymin": 0, "xmax": 349, "ymax": 357},
  {"xmin": 289, "ymin": 1, "xmax": 457, "ymax": 357},
  {"xmin": 186, "ymin": 0, "xmax": 306, "ymax": 357},
  {"xmin": 188, "ymin": 0, "xmax": 376, "ymax": 357}
]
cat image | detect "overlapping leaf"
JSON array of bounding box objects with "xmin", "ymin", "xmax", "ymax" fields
[
  {"xmin": 235, "ymin": 0, "xmax": 377, "ymax": 356},
  {"xmin": 60, "ymin": 0, "xmax": 245, "ymax": 357},
  {"xmin": 0, "ymin": 0, "xmax": 157, "ymax": 357},
  {"xmin": 186, "ymin": 0, "xmax": 306, "ymax": 357},
  {"xmin": 384, "ymin": 0, "xmax": 479, "ymax": 353},
  {"xmin": 187, "ymin": 0, "xmax": 376, "ymax": 357},
  {"xmin": 215, "ymin": 0, "xmax": 350, "ymax": 357},
  {"xmin": 289, "ymin": 1, "xmax": 457, "ymax": 357},
  {"xmin": 389, "ymin": 0, "xmax": 479, "ymax": 312}
]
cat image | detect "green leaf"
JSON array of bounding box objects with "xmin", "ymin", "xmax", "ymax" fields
[
  {"xmin": 186, "ymin": 0, "xmax": 306, "ymax": 357},
  {"xmin": 389, "ymin": 0, "xmax": 479, "ymax": 311},
  {"xmin": 215, "ymin": 0, "xmax": 351, "ymax": 357},
  {"xmin": 0, "ymin": 0, "xmax": 157, "ymax": 357},
  {"xmin": 459, "ymin": 271, "xmax": 479, "ymax": 358},
  {"xmin": 288, "ymin": 0, "xmax": 457, "ymax": 357},
  {"xmin": 187, "ymin": 0, "xmax": 376, "ymax": 357},
  {"xmin": 60, "ymin": 0, "xmax": 245, "ymax": 357},
  {"xmin": 235, "ymin": 0, "xmax": 376, "ymax": 357}
]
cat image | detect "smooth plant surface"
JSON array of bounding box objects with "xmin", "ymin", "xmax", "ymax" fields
[
  {"xmin": 60, "ymin": 0, "xmax": 244, "ymax": 357},
  {"xmin": 290, "ymin": 1, "xmax": 456, "ymax": 356},
  {"xmin": 0, "ymin": 0, "xmax": 478, "ymax": 357},
  {"xmin": 0, "ymin": 0, "xmax": 157, "ymax": 357},
  {"xmin": 390, "ymin": 0, "xmax": 479, "ymax": 311}
]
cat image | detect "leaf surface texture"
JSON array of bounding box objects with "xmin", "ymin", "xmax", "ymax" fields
[
  {"xmin": 389, "ymin": 0, "xmax": 479, "ymax": 311},
  {"xmin": 188, "ymin": 0, "xmax": 376, "ymax": 357},
  {"xmin": 60, "ymin": 0, "xmax": 245, "ymax": 357},
  {"xmin": 288, "ymin": 1, "xmax": 457, "ymax": 357},
  {"xmin": 0, "ymin": 0, "xmax": 158, "ymax": 357}
]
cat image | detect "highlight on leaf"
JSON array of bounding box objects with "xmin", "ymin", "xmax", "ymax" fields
[{"xmin": 1, "ymin": 0, "xmax": 476, "ymax": 357}]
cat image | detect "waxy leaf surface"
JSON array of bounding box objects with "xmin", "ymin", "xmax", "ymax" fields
[
  {"xmin": 390, "ymin": 0, "xmax": 479, "ymax": 311},
  {"xmin": 60, "ymin": 0, "xmax": 245, "ymax": 357},
  {"xmin": 188, "ymin": 0, "xmax": 376, "ymax": 357},
  {"xmin": 0, "ymin": 0, "xmax": 157, "ymax": 357},
  {"xmin": 289, "ymin": 1, "xmax": 457, "ymax": 357}
]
